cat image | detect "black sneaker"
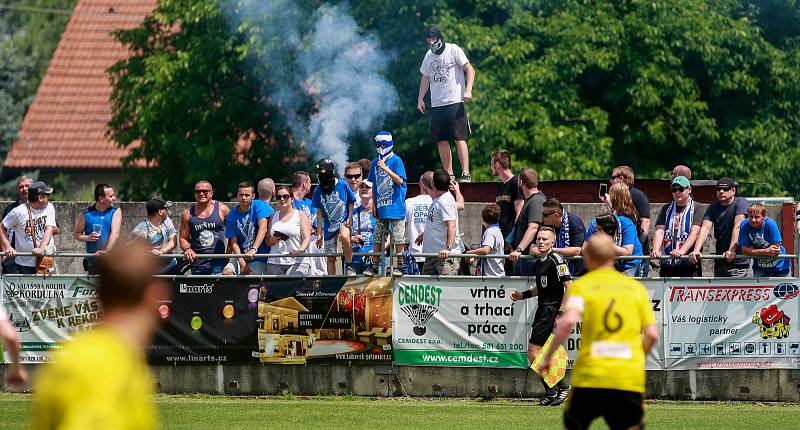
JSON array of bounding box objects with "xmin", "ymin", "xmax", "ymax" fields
[
  {"xmin": 459, "ymin": 172, "xmax": 472, "ymax": 183},
  {"xmin": 550, "ymin": 385, "xmax": 570, "ymax": 406},
  {"xmin": 538, "ymin": 394, "xmax": 558, "ymax": 406}
]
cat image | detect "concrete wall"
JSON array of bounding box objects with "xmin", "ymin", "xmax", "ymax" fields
[
  {"xmin": 5, "ymin": 365, "xmax": 799, "ymax": 401},
  {"xmin": 0, "ymin": 201, "xmax": 787, "ymax": 275}
]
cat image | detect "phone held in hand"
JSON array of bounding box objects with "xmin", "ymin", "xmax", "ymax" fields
[
  {"xmin": 273, "ymin": 231, "xmax": 290, "ymax": 241},
  {"xmin": 598, "ymin": 183, "xmax": 608, "ymax": 199}
]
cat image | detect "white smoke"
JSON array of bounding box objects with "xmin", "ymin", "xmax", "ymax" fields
[{"xmin": 224, "ymin": 1, "xmax": 398, "ymax": 173}]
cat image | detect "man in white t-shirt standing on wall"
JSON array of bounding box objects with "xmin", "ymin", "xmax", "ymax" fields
[
  {"xmin": 405, "ymin": 171, "xmax": 434, "ymax": 273},
  {"xmin": 417, "ymin": 25, "xmax": 476, "ymax": 183}
]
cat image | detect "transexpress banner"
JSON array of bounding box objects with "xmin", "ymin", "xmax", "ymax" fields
[{"xmin": 664, "ymin": 278, "xmax": 800, "ymax": 369}]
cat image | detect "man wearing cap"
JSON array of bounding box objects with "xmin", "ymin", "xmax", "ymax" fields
[
  {"xmin": 129, "ymin": 196, "xmax": 178, "ymax": 273},
  {"xmin": 74, "ymin": 184, "xmax": 123, "ymax": 274},
  {"xmin": 690, "ymin": 177, "xmax": 750, "ymax": 277},
  {"xmin": 417, "ymin": 25, "xmax": 476, "ymax": 183},
  {"xmin": 650, "ymin": 176, "xmax": 706, "ymax": 276},
  {"xmin": 0, "ymin": 181, "xmax": 57, "ymax": 274}
]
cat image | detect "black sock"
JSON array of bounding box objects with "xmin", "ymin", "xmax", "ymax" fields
[{"xmin": 541, "ymin": 379, "xmax": 556, "ymax": 396}]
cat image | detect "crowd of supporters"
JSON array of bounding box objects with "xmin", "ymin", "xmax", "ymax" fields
[{"xmin": 0, "ymin": 137, "xmax": 794, "ymax": 279}]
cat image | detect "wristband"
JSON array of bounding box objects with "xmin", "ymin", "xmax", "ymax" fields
[{"xmin": 522, "ymin": 290, "xmax": 534, "ymax": 299}]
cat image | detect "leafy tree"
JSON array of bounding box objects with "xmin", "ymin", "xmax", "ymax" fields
[{"xmin": 109, "ymin": 0, "xmax": 303, "ymax": 200}]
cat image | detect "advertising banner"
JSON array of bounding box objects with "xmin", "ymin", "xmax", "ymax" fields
[
  {"xmin": 392, "ymin": 278, "xmax": 534, "ymax": 368},
  {"xmin": 148, "ymin": 277, "xmax": 260, "ymax": 364},
  {"xmin": 563, "ymin": 280, "xmax": 666, "ymax": 370},
  {"xmin": 2, "ymin": 276, "xmax": 100, "ymax": 363},
  {"xmin": 257, "ymin": 277, "xmax": 393, "ymax": 364},
  {"xmin": 664, "ymin": 278, "xmax": 800, "ymax": 369}
]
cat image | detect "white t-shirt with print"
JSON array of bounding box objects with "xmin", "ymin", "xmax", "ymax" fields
[
  {"xmin": 405, "ymin": 194, "xmax": 432, "ymax": 261},
  {"xmin": 422, "ymin": 192, "xmax": 458, "ymax": 254},
  {"xmin": 419, "ymin": 43, "xmax": 470, "ymax": 107},
  {"xmin": 2, "ymin": 203, "xmax": 57, "ymax": 267}
]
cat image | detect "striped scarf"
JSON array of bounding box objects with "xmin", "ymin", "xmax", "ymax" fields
[
  {"xmin": 557, "ymin": 211, "xmax": 570, "ymax": 249},
  {"xmin": 663, "ymin": 197, "xmax": 695, "ymax": 266}
]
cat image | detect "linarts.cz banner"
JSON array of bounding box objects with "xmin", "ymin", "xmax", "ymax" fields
[
  {"xmin": 393, "ymin": 278, "xmax": 534, "ymax": 368},
  {"xmin": 664, "ymin": 278, "xmax": 800, "ymax": 369},
  {"xmin": 148, "ymin": 277, "xmax": 259, "ymax": 364},
  {"xmin": 2, "ymin": 276, "xmax": 100, "ymax": 363}
]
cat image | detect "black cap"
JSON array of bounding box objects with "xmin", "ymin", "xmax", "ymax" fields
[
  {"xmin": 425, "ymin": 25, "xmax": 442, "ymax": 40},
  {"xmin": 716, "ymin": 177, "xmax": 738, "ymax": 189},
  {"xmin": 315, "ymin": 158, "xmax": 335, "ymax": 175},
  {"xmin": 28, "ymin": 181, "xmax": 53, "ymax": 201},
  {"xmin": 146, "ymin": 196, "xmax": 172, "ymax": 213}
]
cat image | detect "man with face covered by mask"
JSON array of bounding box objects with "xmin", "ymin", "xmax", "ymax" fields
[
  {"xmin": 418, "ymin": 25, "xmax": 476, "ymax": 183},
  {"xmin": 312, "ymin": 158, "xmax": 357, "ymax": 275}
]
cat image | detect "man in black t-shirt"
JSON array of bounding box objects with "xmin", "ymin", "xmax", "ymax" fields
[
  {"xmin": 492, "ymin": 150, "xmax": 523, "ymax": 274},
  {"xmin": 690, "ymin": 177, "xmax": 750, "ymax": 277},
  {"xmin": 509, "ymin": 168, "xmax": 546, "ymax": 276},
  {"xmin": 492, "ymin": 150, "xmax": 523, "ymax": 238},
  {"xmin": 512, "ymin": 227, "xmax": 572, "ymax": 406}
]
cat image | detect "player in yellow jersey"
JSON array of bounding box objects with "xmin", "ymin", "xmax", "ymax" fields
[
  {"xmin": 538, "ymin": 233, "xmax": 658, "ymax": 430},
  {"xmin": 32, "ymin": 241, "xmax": 169, "ymax": 430}
]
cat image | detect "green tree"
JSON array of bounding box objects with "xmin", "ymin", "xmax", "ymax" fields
[{"xmin": 108, "ymin": 0, "xmax": 303, "ymax": 200}]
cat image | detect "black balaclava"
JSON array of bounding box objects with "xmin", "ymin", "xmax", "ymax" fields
[
  {"xmin": 425, "ymin": 25, "xmax": 445, "ymax": 55},
  {"xmin": 315, "ymin": 158, "xmax": 336, "ymax": 193}
]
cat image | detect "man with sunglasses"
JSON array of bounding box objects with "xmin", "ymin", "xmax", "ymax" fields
[
  {"xmin": 651, "ymin": 176, "xmax": 705, "ymax": 276},
  {"xmin": 690, "ymin": 177, "xmax": 750, "ymax": 277},
  {"xmin": 179, "ymin": 180, "xmax": 230, "ymax": 275}
]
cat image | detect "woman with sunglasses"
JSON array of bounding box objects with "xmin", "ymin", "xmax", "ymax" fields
[{"xmin": 265, "ymin": 186, "xmax": 311, "ymax": 276}]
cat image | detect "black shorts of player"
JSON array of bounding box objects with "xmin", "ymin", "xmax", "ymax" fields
[
  {"xmin": 429, "ymin": 102, "xmax": 470, "ymax": 143},
  {"xmin": 564, "ymin": 388, "xmax": 644, "ymax": 430},
  {"xmin": 529, "ymin": 303, "xmax": 560, "ymax": 346}
]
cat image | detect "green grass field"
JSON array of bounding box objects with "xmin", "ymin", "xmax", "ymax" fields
[{"xmin": 1, "ymin": 393, "xmax": 797, "ymax": 429}]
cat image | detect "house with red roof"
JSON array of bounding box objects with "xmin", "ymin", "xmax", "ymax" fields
[{"xmin": 3, "ymin": 0, "xmax": 156, "ymax": 194}]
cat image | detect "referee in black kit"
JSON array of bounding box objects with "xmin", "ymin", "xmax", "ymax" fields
[{"xmin": 512, "ymin": 226, "xmax": 572, "ymax": 405}]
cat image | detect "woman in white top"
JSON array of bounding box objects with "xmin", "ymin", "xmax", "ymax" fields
[{"xmin": 266, "ymin": 186, "xmax": 312, "ymax": 276}]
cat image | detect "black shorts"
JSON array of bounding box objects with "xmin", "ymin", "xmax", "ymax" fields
[
  {"xmin": 564, "ymin": 388, "xmax": 644, "ymax": 430},
  {"xmin": 529, "ymin": 304, "xmax": 559, "ymax": 346},
  {"xmin": 429, "ymin": 102, "xmax": 470, "ymax": 143}
]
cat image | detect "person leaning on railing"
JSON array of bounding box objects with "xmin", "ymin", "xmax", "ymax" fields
[{"xmin": 738, "ymin": 203, "xmax": 791, "ymax": 277}]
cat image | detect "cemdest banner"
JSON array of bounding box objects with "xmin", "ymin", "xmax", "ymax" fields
[
  {"xmin": 563, "ymin": 280, "xmax": 665, "ymax": 370},
  {"xmin": 392, "ymin": 278, "xmax": 533, "ymax": 368},
  {"xmin": 2, "ymin": 276, "xmax": 100, "ymax": 363},
  {"xmin": 664, "ymin": 278, "xmax": 800, "ymax": 369}
]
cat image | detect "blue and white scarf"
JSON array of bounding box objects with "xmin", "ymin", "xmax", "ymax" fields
[
  {"xmin": 663, "ymin": 197, "xmax": 695, "ymax": 266},
  {"xmin": 557, "ymin": 211, "xmax": 570, "ymax": 249}
]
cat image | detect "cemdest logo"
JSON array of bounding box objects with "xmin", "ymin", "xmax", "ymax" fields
[
  {"xmin": 179, "ymin": 283, "xmax": 213, "ymax": 294},
  {"xmin": 398, "ymin": 283, "xmax": 442, "ymax": 336}
]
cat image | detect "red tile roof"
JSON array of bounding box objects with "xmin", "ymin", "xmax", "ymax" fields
[{"xmin": 4, "ymin": 0, "xmax": 156, "ymax": 170}]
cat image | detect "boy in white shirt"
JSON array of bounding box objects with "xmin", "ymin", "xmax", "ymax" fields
[{"xmin": 465, "ymin": 204, "xmax": 505, "ymax": 276}]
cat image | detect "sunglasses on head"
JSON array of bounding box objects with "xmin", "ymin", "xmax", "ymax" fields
[
  {"xmin": 345, "ymin": 174, "xmax": 361, "ymax": 180},
  {"xmin": 277, "ymin": 194, "xmax": 292, "ymax": 201},
  {"xmin": 671, "ymin": 187, "xmax": 685, "ymax": 193}
]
